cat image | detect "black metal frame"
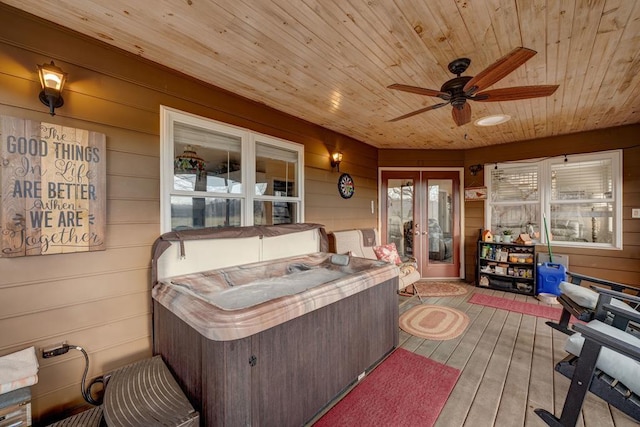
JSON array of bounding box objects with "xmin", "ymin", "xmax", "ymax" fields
[
  {"xmin": 546, "ymin": 271, "xmax": 640, "ymax": 335},
  {"xmin": 535, "ymin": 303, "xmax": 640, "ymax": 426}
]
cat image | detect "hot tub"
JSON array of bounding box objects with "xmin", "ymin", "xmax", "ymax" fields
[{"xmin": 151, "ymin": 224, "xmax": 400, "ymax": 426}]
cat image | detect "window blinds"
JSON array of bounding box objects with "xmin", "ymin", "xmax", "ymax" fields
[
  {"xmin": 551, "ymin": 159, "xmax": 612, "ymax": 200},
  {"xmin": 490, "ymin": 166, "xmax": 538, "ymax": 202}
]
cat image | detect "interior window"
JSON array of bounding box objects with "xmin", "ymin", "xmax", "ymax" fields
[
  {"xmin": 160, "ymin": 106, "xmax": 304, "ymax": 232},
  {"xmin": 486, "ymin": 150, "xmax": 622, "ymax": 249}
]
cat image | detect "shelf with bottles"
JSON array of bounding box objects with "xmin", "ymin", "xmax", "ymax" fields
[
  {"xmin": 476, "ymin": 240, "xmax": 536, "ymax": 296},
  {"xmin": 479, "ymin": 243, "xmax": 535, "ymax": 264}
]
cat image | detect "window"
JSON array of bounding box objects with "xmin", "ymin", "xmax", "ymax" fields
[
  {"xmin": 486, "ymin": 150, "xmax": 622, "ymax": 249},
  {"xmin": 161, "ymin": 106, "xmax": 304, "ymax": 232}
]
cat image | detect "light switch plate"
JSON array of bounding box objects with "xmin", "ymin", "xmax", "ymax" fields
[{"xmin": 633, "ymin": 208, "xmax": 640, "ymax": 218}]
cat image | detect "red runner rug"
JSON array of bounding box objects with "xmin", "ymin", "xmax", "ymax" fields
[
  {"xmin": 468, "ymin": 293, "xmax": 568, "ymax": 321},
  {"xmin": 314, "ymin": 348, "xmax": 460, "ymax": 426}
]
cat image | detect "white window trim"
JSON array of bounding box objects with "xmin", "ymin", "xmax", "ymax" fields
[
  {"xmin": 485, "ymin": 150, "xmax": 622, "ymax": 250},
  {"xmin": 160, "ymin": 106, "xmax": 304, "ymax": 232}
]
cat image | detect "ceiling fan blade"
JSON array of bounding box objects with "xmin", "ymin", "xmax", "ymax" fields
[
  {"xmin": 463, "ymin": 47, "xmax": 537, "ymax": 95},
  {"xmin": 452, "ymin": 103, "xmax": 471, "ymax": 126},
  {"xmin": 388, "ymin": 83, "xmax": 450, "ymax": 99},
  {"xmin": 388, "ymin": 102, "xmax": 450, "ymax": 122},
  {"xmin": 473, "ymin": 85, "xmax": 559, "ymax": 102}
]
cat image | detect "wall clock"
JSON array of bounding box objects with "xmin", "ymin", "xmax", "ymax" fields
[{"xmin": 338, "ymin": 173, "xmax": 355, "ymax": 199}]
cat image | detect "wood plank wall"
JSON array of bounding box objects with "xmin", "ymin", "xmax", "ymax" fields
[{"xmin": 0, "ymin": 5, "xmax": 377, "ymax": 424}]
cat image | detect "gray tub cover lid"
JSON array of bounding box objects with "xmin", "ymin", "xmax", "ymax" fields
[{"xmin": 150, "ymin": 223, "xmax": 328, "ymax": 285}]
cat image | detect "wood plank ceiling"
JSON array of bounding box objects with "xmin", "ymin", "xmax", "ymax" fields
[{"xmin": 3, "ymin": 0, "xmax": 639, "ymax": 149}]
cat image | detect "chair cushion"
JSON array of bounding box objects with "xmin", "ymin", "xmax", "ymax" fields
[
  {"xmin": 560, "ymin": 281, "xmax": 599, "ymax": 309},
  {"xmin": 398, "ymin": 261, "xmax": 417, "ymax": 278},
  {"xmin": 373, "ymin": 243, "xmax": 402, "ymax": 265},
  {"xmin": 560, "ymin": 281, "xmax": 637, "ymax": 313},
  {"xmin": 565, "ymin": 320, "xmax": 640, "ymax": 396}
]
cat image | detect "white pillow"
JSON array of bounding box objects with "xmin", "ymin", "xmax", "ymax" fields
[
  {"xmin": 560, "ymin": 281, "xmax": 598, "ymax": 309},
  {"xmin": 565, "ymin": 320, "xmax": 640, "ymax": 396}
]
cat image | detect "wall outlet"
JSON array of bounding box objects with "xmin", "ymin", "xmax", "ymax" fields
[
  {"xmin": 632, "ymin": 208, "xmax": 640, "ymax": 219},
  {"xmin": 42, "ymin": 342, "xmax": 68, "ymax": 358},
  {"xmin": 357, "ymin": 371, "xmax": 366, "ymax": 381}
]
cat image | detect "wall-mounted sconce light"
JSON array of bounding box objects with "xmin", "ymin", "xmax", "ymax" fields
[
  {"xmin": 38, "ymin": 61, "xmax": 67, "ymax": 116},
  {"xmin": 330, "ymin": 152, "xmax": 343, "ymax": 172},
  {"xmin": 469, "ymin": 164, "xmax": 484, "ymax": 176}
]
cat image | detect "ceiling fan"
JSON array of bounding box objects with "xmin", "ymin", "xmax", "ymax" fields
[{"xmin": 387, "ymin": 47, "xmax": 559, "ymax": 126}]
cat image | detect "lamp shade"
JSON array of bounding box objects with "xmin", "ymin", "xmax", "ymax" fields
[
  {"xmin": 38, "ymin": 61, "xmax": 67, "ymax": 93},
  {"xmin": 37, "ymin": 61, "xmax": 67, "ymax": 115},
  {"xmin": 175, "ymin": 145, "xmax": 206, "ymax": 173}
]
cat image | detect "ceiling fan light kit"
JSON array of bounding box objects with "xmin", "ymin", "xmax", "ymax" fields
[
  {"xmin": 474, "ymin": 114, "xmax": 511, "ymax": 126},
  {"xmin": 388, "ymin": 47, "xmax": 559, "ymax": 126}
]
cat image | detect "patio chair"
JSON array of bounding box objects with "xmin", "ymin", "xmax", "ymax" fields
[
  {"xmin": 545, "ymin": 271, "xmax": 640, "ymax": 335},
  {"xmin": 535, "ymin": 302, "xmax": 640, "ymax": 426}
]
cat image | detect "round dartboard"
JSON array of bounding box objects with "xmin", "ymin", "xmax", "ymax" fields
[{"xmin": 338, "ymin": 173, "xmax": 355, "ymax": 199}]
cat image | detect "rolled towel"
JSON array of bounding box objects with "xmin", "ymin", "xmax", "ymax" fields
[
  {"xmin": 0, "ymin": 347, "xmax": 39, "ymax": 394},
  {"xmin": 0, "ymin": 374, "xmax": 38, "ymax": 395}
]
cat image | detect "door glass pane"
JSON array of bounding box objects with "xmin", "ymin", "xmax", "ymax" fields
[
  {"xmin": 386, "ymin": 179, "xmax": 413, "ymax": 257},
  {"xmin": 427, "ymin": 179, "xmax": 453, "ymax": 264}
]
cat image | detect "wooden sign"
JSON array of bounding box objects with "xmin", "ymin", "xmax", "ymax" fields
[
  {"xmin": 464, "ymin": 186, "xmax": 487, "ymax": 200},
  {"xmin": 0, "ymin": 116, "xmax": 106, "ymax": 257}
]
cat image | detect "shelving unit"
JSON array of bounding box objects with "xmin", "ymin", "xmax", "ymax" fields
[{"xmin": 476, "ymin": 240, "xmax": 536, "ymax": 295}]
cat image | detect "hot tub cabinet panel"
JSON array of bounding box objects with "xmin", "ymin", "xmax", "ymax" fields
[{"xmin": 153, "ymin": 275, "xmax": 399, "ymax": 426}]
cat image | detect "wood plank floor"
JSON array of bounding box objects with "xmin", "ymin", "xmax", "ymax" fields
[{"xmin": 397, "ymin": 283, "xmax": 639, "ymax": 427}]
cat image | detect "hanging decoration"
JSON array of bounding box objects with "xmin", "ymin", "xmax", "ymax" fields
[{"xmin": 174, "ymin": 145, "xmax": 206, "ymax": 173}]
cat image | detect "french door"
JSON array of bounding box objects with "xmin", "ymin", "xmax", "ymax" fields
[{"xmin": 381, "ymin": 170, "xmax": 461, "ymax": 278}]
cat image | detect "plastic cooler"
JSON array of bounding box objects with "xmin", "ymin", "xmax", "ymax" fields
[{"xmin": 536, "ymin": 262, "xmax": 566, "ymax": 296}]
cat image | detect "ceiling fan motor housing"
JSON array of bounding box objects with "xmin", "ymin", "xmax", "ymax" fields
[{"xmin": 441, "ymin": 75, "xmax": 473, "ymax": 106}]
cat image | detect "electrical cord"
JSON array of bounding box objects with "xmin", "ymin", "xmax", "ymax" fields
[{"xmin": 66, "ymin": 344, "xmax": 104, "ymax": 406}]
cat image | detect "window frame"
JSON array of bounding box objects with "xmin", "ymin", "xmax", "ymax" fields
[
  {"xmin": 485, "ymin": 150, "xmax": 622, "ymax": 250},
  {"xmin": 160, "ymin": 106, "xmax": 304, "ymax": 233}
]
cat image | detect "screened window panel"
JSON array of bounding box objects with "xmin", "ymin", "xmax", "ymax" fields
[
  {"xmin": 170, "ymin": 196, "xmax": 241, "ymax": 229},
  {"xmin": 174, "ymin": 122, "xmax": 243, "ymax": 194},
  {"xmin": 253, "ymin": 200, "xmax": 298, "ymax": 225},
  {"xmin": 551, "ymin": 159, "xmax": 612, "ymax": 200},
  {"xmin": 255, "ymin": 142, "xmax": 298, "ymax": 197},
  {"xmin": 174, "ymin": 122, "xmax": 242, "ymax": 152},
  {"xmin": 490, "ymin": 166, "xmax": 538, "ymax": 202},
  {"xmin": 549, "ymin": 202, "xmax": 613, "ymax": 243},
  {"xmin": 490, "ymin": 204, "xmax": 540, "ymax": 237}
]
